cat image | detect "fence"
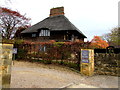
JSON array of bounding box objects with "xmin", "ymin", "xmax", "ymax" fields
[{"xmin": 14, "ymin": 43, "xmax": 120, "ymax": 76}]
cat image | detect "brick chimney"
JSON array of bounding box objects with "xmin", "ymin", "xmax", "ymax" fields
[{"xmin": 49, "ymin": 7, "xmax": 64, "ymax": 17}]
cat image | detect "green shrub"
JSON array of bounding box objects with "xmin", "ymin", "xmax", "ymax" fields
[
  {"xmin": 53, "ymin": 42, "xmax": 64, "ymax": 47},
  {"xmin": 16, "ymin": 49, "xmax": 27, "ymax": 59},
  {"xmin": 14, "ymin": 39, "xmax": 24, "ymax": 44}
]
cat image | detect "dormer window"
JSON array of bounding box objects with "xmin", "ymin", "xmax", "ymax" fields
[{"xmin": 39, "ymin": 30, "xmax": 50, "ymax": 36}]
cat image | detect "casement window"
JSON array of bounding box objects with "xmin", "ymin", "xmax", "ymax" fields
[
  {"xmin": 39, "ymin": 45, "xmax": 46, "ymax": 52},
  {"xmin": 32, "ymin": 33, "xmax": 36, "ymax": 37},
  {"xmin": 39, "ymin": 30, "xmax": 50, "ymax": 36}
]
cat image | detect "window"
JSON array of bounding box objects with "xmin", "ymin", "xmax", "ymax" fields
[
  {"xmin": 39, "ymin": 30, "xmax": 50, "ymax": 36},
  {"xmin": 32, "ymin": 34, "xmax": 36, "ymax": 37},
  {"xmin": 39, "ymin": 45, "xmax": 46, "ymax": 52}
]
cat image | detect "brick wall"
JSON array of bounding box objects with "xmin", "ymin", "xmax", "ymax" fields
[{"xmin": 49, "ymin": 7, "xmax": 64, "ymax": 17}]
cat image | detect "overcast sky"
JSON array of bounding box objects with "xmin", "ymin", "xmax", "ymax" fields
[{"xmin": 1, "ymin": 0, "xmax": 119, "ymax": 41}]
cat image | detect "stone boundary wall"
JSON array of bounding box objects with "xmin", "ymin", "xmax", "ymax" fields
[
  {"xmin": 0, "ymin": 43, "xmax": 13, "ymax": 89},
  {"xmin": 94, "ymin": 53, "xmax": 120, "ymax": 76}
]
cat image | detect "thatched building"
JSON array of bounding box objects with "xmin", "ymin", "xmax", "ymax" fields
[{"xmin": 21, "ymin": 7, "xmax": 86, "ymax": 42}]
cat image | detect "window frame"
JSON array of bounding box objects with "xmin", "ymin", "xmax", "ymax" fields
[
  {"xmin": 32, "ymin": 33, "xmax": 36, "ymax": 37},
  {"xmin": 39, "ymin": 29, "xmax": 50, "ymax": 37}
]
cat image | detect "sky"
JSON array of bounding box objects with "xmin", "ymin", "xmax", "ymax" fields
[{"xmin": 0, "ymin": 0, "xmax": 119, "ymax": 41}]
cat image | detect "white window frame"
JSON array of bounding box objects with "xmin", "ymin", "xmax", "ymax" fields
[{"xmin": 39, "ymin": 30, "xmax": 50, "ymax": 36}]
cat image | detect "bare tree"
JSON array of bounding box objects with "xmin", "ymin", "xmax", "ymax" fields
[
  {"xmin": 0, "ymin": 7, "xmax": 30, "ymax": 39},
  {"xmin": 101, "ymin": 33, "xmax": 111, "ymax": 42}
]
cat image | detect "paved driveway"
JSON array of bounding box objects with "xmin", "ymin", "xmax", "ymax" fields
[{"xmin": 10, "ymin": 61, "xmax": 118, "ymax": 88}]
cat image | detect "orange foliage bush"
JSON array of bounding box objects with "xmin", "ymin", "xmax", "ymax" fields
[{"xmin": 90, "ymin": 36, "xmax": 109, "ymax": 49}]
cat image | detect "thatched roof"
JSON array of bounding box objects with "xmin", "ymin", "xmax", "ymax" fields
[{"xmin": 21, "ymin": 15, "xmax": 86, "ymax": 38}]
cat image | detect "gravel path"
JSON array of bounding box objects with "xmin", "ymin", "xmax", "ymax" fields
[{"xmin": 10, "ymin": 61, "xmax": 118, "ymax": 88}]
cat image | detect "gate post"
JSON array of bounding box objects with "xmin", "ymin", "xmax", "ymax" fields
[
  {"xmin": 0, "ymin": 43, "xmax": 13, "ymax": 89},
  {"xmin": 80, "ymin": 49, "xmax": 94, "ymax": 76}
]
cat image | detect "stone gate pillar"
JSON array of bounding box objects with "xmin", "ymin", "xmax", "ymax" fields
[
  {"xmin": 0, "ymin": 43, "xmax": 13, "ymax": 89},
  {"xmin": 80, "ymin": 49, "xmax": 94, "ymax": 76}
]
